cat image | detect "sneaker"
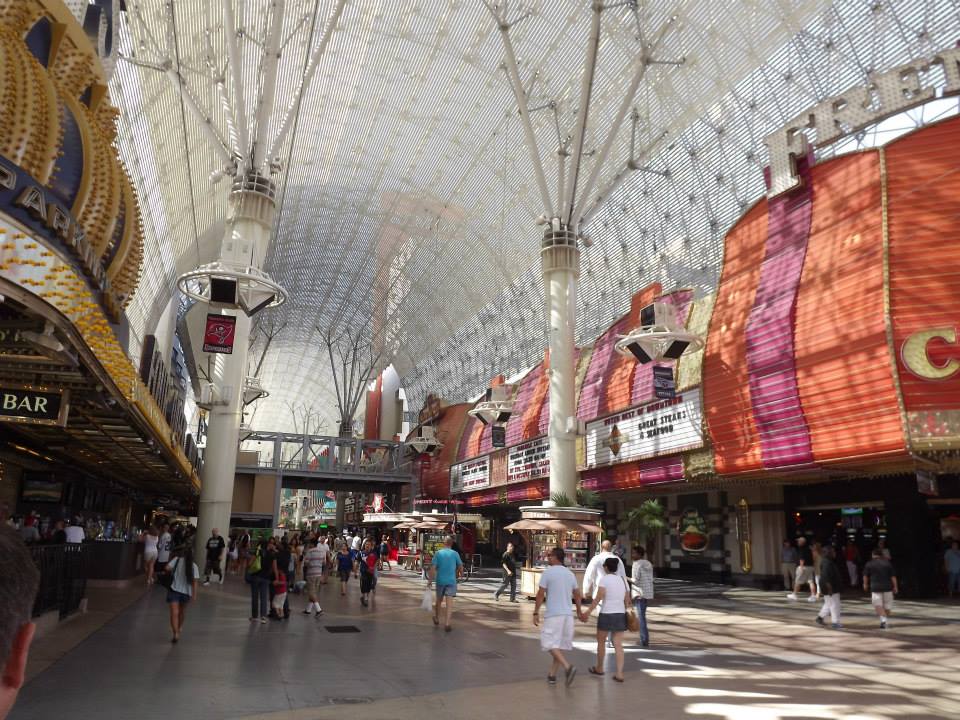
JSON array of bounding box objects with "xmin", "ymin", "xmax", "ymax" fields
[
  {"xmin": 786, "ymin": 593, "xmax": 798, "ymax": 600},
  {"xmin": 815, "ymin": 616, "xmax": 824, "ymax": 626},
  {"xmin": 493, "ymin": 593, "xmax": 500, "ymax": 602},
  {"xmin": 303, "ymin": 609, "xmax": 312, "ymax": 615},
  {"xmin": 547, "ymin": 675, "xmax": 557, "ymax": 685},
  {"xmin": 202, "ymin": 580, "xmax": 210, "ymax": 586},
  {"xmin": 315, "ymin": 608, "xmax": 323, "ymax": 616},
  {"xmin": 219, "ymin": 575, "xmax": 224, "ymax": 585},
  {"xmin": 806, "ymin": 595, "xmax": 817, "ymax": 603},
  {"xmin": 880, "ymin": 619, "xmax": 887, "ymax": 629},
  {"xmin": 565, "ymin": 666, "xmax": 577, "ymax": 687},
  {"xmin": 260, "ymin": 617, "xmax": 268, "ymax": 624},
  {"xmin": 831, "ymin": 623, "xmax": 843, "ymax": 630}
]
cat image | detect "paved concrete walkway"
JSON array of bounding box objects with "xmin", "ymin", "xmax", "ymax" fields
[{"xmin": 12, "ymin": 570, "xmax": 960, "ymax": 720}]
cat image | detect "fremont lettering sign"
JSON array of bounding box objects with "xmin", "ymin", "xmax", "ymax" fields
[
  {"xmin": 450, "ymin": 456, "xmax": 490, "ymax": 494},
  {"xmin": 507, "ymin": 436, "xmax": 550, "ymax": 483},
  {"xmin": 0, "ymin": 388, "xmax": 68, "ymax": 426},
  {"xmin": 584, "ymin": 389, "xmax": 703, "ymax": 469}
]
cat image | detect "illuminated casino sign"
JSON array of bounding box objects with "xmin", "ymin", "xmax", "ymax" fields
[
  {"xmin": 0, "ymin": 386, "xmax": 69, "ymax": 426},
  {"xmin": 0, "ymin": 156, "xmax": 125, "ymax": 321}
]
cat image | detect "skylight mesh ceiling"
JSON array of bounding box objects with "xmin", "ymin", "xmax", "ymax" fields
[{"xmin": 107, "ymin": 0, "xmax": 960, "ymax": 433}]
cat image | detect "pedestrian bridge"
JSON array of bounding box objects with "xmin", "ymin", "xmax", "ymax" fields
[{"xmin": 237, "ymin": 431, "xmax": 413, "ymax": 490}]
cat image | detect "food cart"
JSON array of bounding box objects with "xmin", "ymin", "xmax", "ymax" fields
[{"xmin": 505, "ymin": 507, "xmax": 603, "ymax": 597}]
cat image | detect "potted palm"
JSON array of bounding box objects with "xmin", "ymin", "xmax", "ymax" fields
[{"xmin": 625, "ymin": 499, "xmax": 666, "ymax": 558}]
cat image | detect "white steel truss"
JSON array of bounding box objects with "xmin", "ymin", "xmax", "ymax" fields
[{"xmin": 101, "ymin": 1, "xmax": 960, "ymax": 431}]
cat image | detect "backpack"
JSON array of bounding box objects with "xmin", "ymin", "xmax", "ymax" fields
[{"xmin": 247, "ymin": 548, "xmax": 262, "ymax": 575}]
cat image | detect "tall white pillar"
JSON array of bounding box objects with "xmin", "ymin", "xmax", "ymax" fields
[
  {"xmin": 542, "ymin": 222, "xmax": 580, "ymax": 506},
  {"xmin": 196, "ymin": 173, "xmax": 276, "ymax": 551}
]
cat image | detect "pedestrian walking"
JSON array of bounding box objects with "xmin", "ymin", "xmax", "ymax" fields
[
  {"xmin": 812, "ymin": 541, "xmax": 823, "ymax": 598},
  {"xmin": 493, "ymin": 542, "xmax": 518, "ymax": 602},
  {"xmin": 359, "ymin": 539, "xmax": 378, "ymax": 607},
  {"xmin": 780, "ymin": 539, "xmax": 798, "ymax": 591},
  {"xmin": 164, "ymin": 544, "xmax": 199, "ymax": 643},
  {"xmin": 787, "ymin": 537, "xmax": 817, "ymax": 602},
  {"xmin": 301, "ymin": 538, "xmax": 325, "ymax": 616},
  {"xmin": 946, "ymin": 540, "xmax": 960, "ymax": 598},
  {"xmin": 141, "ymin": 525, "xmax": 159, "ymax": 586},
  {"xmin": 815, "ymin": 545, "xmax": 843, "ymax": 629},
  {"xmin": 863, "ymin": 548, "xmax": 898, "ymax": 629},
  {"xmin": 202, "ymin": 527, "xmax": 226, "ymax": 585},
  {"xmin": 336, "ymin": 543, "xmax": 355, "ymax": 596},
  {"xmin": 318, "ymin": 534, "xmax": 331, "ymax": 584},
  {"xmin": 630, "ymin": 545, "xmax": 654, "ymax": 647},
  {"xmin": 582, "ymin": 557, "xmax": 631, "ymax": 682},
  {"xmin": 271, "ymin": 569, "xmax": 288, "ymax": 620},
  {"xmin": 430, "ymin": 535, "xmax": 463, "ymax": 631},
  {"xmin": 249, "ymin": 538, "xmax": 277, "ymax": 624},
  {"xmin": 844, "ymin": 540, "xmax": 860, "ymax": 587},
  {"xmin": 378, "ymin": 535, "xmax": 392, "ymax": 571},
  {"xmin": 156, "ymin": 523, "xmax": 172, "ymax": 571},
  {"xmin": 533, "ymin": 546, "xmax": 581, "ymax": 687},
  {"xmin": 582, "ymin": 539, "xmax": 626, "ymax": 600}
]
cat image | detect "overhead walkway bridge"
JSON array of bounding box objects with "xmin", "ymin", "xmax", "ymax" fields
[{"xmin": 236, "ymin": 431, "xmax": 413, "ymax": 493}]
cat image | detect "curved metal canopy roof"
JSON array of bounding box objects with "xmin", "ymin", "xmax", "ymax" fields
[{"xmin": 103, "ymin": 0, "xmax": 959, "ymax": 432}]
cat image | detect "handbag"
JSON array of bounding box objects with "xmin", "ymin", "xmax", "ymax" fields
[
  {"xmin": 158, "ymin": 558, "xmax": 176, "ymax": 589},
  {"xmin": 624, "ymin": 577, "xmax": 640, "ymax": 632},
  {"xmin": 247, "ymin": 549, "xmax": 262, "ymax": 575}
]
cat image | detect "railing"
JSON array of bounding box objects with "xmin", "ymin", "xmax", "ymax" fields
[
  {"xmin": 238, "ymin": 431, "xmax": 412, "ymax": 479},
  {"xmin": 30, "ymin": 544, "xmax": 89, "ymax": 619}
]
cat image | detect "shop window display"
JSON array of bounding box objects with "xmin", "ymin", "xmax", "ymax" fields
[{"xmin": 531, "ymin": 531, "xmax": 589, "ymax": 570}]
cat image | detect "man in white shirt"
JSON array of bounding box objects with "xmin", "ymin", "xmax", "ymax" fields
[
  {"xmin": 156, "ymin": 524, "xmax": 172, "ymax": 566},
  {"xmin": 533, "ymin": 546, "xmax": 583, "ymax": 687},
  {"xmin": 582, "ymin": 539, "xmax": 626, "ymax": 599},
  {"xmin": 630, "ymin": 545, "xmax": 655, "ymax": 647},
  {"xmin": 63, "ymin": 521, "xmax": 85, "ymax": 544},
  {"xmin": 301, "ymin": 539, "xmax": 326, "ymax": 616}
]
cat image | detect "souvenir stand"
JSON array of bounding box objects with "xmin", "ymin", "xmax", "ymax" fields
[{"xmin": 505, "ymin": 507, "xmax": 603, "ymax": 597}]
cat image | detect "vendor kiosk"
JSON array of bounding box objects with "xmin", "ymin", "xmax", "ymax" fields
[{"xmin": 506, "ymin": 507, "xmax": 603, "ymax": 597}]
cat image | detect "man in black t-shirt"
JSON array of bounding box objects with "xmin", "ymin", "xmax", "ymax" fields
[
  {"xmin": 493, "ymin": 542, "xmax": 519, "ymax": 602},
  {"xmin": 203, "ymin": 528, "xmax": 226, "ymax": 586},
  {"xmin": 863, "ymin": 548, "xmax": 898, "ymax": 629}
]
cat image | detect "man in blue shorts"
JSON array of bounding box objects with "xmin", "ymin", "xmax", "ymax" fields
[{"xmin": 430, "ymin": 535, "xmax": 463, "ymax": 632}]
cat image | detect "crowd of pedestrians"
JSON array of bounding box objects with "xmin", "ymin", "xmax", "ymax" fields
[{"xmin": 782, "ymin": 534, "xmax": 902, "ymax": 631}]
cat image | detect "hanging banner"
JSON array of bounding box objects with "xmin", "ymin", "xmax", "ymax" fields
[
  {"xmin": 585, "ymin": 389, "xmax": 703, "ymax": 469},
  {"xmin": 450, "ymin": 456, "xmax": 490, "ymax": 494},
  {"xmin": 203, "ymin": 314, "xmax": 237, "ymax": 354},
  {"xmin": 507, "ymin": 436, "xmax": 550, "ymax": 483}
]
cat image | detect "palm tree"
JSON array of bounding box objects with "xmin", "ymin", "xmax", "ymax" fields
[{"xmin": 625, "ymin": 499, "xmax": 666, "ymax": 556}]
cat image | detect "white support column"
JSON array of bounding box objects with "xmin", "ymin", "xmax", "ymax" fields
[
  {"xmin": 542, "ymin": 224, "xmax": 580, "ymax": 505},
  {"xmin": 196, "ymin": 310, "xmax": 250, "ymax": 547},
  {"xmin": 196, "ymin": 174, "xmax": 276, "ymax": 554}
]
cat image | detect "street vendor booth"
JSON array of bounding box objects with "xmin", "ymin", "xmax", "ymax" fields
[
  {"xmin": 391, "ymin": 512, "xmax": 451, "ymax": 570},
  {"xmin": 506, "ymin": 507, "xmax": 603, "ymax": 597},
  {"xmin": 361, "ymin": 512, "xmax": 404, "ymax": 562}
]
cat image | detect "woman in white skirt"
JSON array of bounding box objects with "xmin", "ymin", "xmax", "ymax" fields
[
  {"xmin": 581, "ymin": 557, "xmax": 631, "ymax": 682},
  {"xmin": 141, "ymin": 525, "xmax": 159, "ymax": 586}
]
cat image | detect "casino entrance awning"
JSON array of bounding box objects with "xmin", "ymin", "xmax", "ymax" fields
[{"xmin": 0, "ymin": 285, "xmax": 199, "ymax": 501}]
